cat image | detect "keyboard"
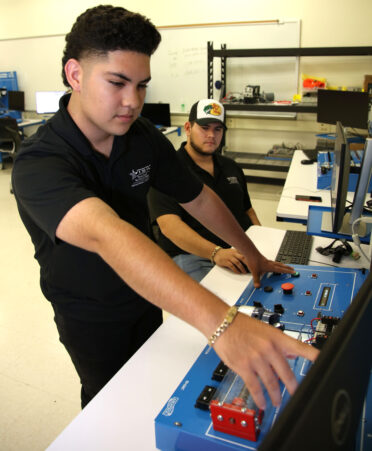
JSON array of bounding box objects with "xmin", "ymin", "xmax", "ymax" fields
[{"xmin": 275, "ymin": 230, "xmax": 313, "ymax": 265}]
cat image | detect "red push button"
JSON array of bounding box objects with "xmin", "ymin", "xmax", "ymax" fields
[{"xmin": 281, "ymin": 282, "xmax": 294, "ymax": 295}]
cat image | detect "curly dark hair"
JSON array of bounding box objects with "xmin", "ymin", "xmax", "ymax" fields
[{"xmin": 62, "ymin": 5, "xmax": 161, "ymax": 87}]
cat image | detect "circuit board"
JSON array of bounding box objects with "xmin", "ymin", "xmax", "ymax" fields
[{"xmin": 155, "ymin": 265, "xmax": 368, "ymax": 451}]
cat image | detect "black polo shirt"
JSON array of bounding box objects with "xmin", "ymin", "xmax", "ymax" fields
[
  {"xmin": 148, "ymin": 143, "xmax": 252, "ymax": 257},
  {"xmin": 12, "ymin": 95, "xmax": 203, "ymax": 320}
]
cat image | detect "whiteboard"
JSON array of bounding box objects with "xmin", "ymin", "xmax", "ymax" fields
[
  {"xmin": 147, "ymin": 20, "xmax": 300, "ymax": 113},
  {"xmin": 0, "ymin": 20, "xmax": 300, "ymax": 113}
]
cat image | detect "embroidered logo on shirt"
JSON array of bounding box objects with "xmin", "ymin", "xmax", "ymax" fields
[
  {"xmin": 226, "ymin": 176, "xmax": 239, "ymax": 184},
  {"xmin": 129, "ymin": 164, "xmax": 151, "ymax": 187}
]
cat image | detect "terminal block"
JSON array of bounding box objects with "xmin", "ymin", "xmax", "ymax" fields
[
  {"xmin": 313, "ymin": 314, "xmax": 340, "ymax": 349},
  {"xmin": 209, "ymin": 369, "xmax": 264, "ymax": 442}
]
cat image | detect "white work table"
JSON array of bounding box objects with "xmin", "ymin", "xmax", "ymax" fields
[
  {"xmin": 159, "ymin": 126, "xmax": 181, "ymax": 136},
  {"xmin": 46, "ymin": 226, "xmax": 369, "ymax": 451},
  {"xmin": 276, "ymin": 150, "xmax": 355, "ymax": 224},
  {"xmin": 17, "ymin": 118, "xmax": 45, "ymax": 129}
]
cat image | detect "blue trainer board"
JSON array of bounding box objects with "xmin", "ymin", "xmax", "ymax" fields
[
  {"xmin": 155, "ymin": 265, "xmax": 369, "ymax": 451},
  {"xmin": 234, "ymin": 265, "xmax": 367, "ymax": 334}
]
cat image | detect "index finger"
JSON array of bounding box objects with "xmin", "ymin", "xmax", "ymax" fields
[
  {"xmin": 287, "ymin": 339, "xmax": 319, "ymax": 362},
  {"xmin": 270, "ymin": 261, "xmax": 295, "ymax": 274},
  {"xmin": 251, "ymin": 268, "xmax": 262, "ymax": 288}
]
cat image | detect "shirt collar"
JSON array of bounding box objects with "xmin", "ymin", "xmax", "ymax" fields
[
  {"xmin": 178, "ymin": 142, "xmax": 222, "ymax": 173},
  {"xmin": 52, "ymin": 93, "xmax": 124, "ymax": 158}
]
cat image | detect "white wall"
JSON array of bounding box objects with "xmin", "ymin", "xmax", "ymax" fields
[
  {"xmin": 1, "ymin": 0, "xmax": 372, "ymax": 155},
  {"xmin": 1, "ymin": 0, "xmax": 371, "ymax": 46}
]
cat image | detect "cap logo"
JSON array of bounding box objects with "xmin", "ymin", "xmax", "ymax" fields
[{"xmin": 203, "ymin": 102, "xmax": 222, "ymax": 117}]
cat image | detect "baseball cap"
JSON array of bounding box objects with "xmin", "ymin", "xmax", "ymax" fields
[{"xmin": 188, "ymin": 99, "xmax": 227, "ymax": 129}]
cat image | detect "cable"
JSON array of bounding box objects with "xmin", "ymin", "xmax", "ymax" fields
[
  {"xmin": 310, "ymin": 317, "xmax": 321, "ymax": 333},
  {"xmin": 351, "ymin": 216, "xmax": 372, "ymax": 264},
  {"xmin": 315, "ymin": 238, "xmax": 357, "ymax": 264}
]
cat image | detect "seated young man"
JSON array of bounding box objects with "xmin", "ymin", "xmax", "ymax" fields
[{"xmin": 148, "ymin": 99, "xmax": 261, "ymax": 282}]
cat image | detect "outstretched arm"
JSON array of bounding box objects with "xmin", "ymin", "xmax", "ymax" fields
[
  {"xmin": 181, "ymin": 184, "xmax": 291, "ymax": 287},
  {"xmin": 56, "ymin": 196, "xmax": 318, "ymax": 410}
]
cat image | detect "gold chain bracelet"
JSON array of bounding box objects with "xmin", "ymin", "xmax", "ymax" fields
[
  {"xmin": 208, "ymin": 306, "xmax": 239, "ymax": 346},
  {"xmin": 210, "ymin": 245, "xmax": 222, "ymax": 264}
]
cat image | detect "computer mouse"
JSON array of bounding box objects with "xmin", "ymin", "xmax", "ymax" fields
[{"xmin": 301, "ymin": 159, "xmax": 314, "ymax": 165}]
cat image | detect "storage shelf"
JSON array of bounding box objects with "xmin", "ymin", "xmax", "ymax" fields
[
  {"xmin": 208, "ymin": 43, "xmax": 371, "ymax": 183},
  {"xmin": 224, "ymin": 151, "xmax": 291, "ymax": 185},
  {"xmin": 210, "ymin": 46, "xmax": 372, "ymax": 59},
  {"xmin": 207, "ymin": 42, "xmax": 372, "ymax": 113},
  {"xmin": 222, "ymin": 102, "xmax": 317, "ymax": 113}
]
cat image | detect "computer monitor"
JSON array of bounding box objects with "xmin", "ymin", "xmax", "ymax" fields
[
  {"xmin": 349, "ymin": 139, "xmax": 372, "ymax": 233},
  {"xmin": 141, "ymin": 103, "xmax": 171, "ymax": 127},
  {"xmin": 8, "ymin": 90, "xmax": 25, "ymax": 111},
  {"xmin": 317, "ymin": 89, "xmax": 370, "ymax": 130},
  {"xmin": 259, "ymin": 269, "xmax": 372, "ymax": 451},
  {"xmin": 35, "ymin": 91, "xmax": 65, "ymax": 114},
  {"xmin": 321, "ymin": 121, "xmax": 351, "ymax": 234}
]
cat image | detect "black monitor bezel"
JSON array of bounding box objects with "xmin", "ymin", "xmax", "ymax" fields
[
  {"xmin": 140, "ymin": 103, "xmax": 171, "ymax": 127},
  {"xmin": 317, "ymin": 89, "xmax": 370, "ymax": 130},
  {"xmin": 259, "ymin": 270, "xmax": 372, "ymax": 451},
  {"xmin": 8, "ymin": 90, "xmax": 25, "ymax": 111},
  {"xmin": 330, "ymin": 122, "xmax": 351, "ymax": 233}
]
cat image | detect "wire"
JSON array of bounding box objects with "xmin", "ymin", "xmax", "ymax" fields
[
  {"xmin": 310, "ymin": 317, "xmax": 321, "ymax": 332},
  {"xmin": 351, "ymin": 217, "xmax": 372, "ymax": 263},
  {"xmin": 315, "ymin": 239, "xmax": 353, "ymax": 264}
]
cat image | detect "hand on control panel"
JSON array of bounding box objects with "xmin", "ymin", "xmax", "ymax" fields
[{"xmin": 213, "ymin": 311, "xmax": 319, "ymax": 411}]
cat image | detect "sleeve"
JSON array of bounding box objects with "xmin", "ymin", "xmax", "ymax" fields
[
  {"xmin": 12, "ymin": 153, "xmax": 96, "ymax": 243},
  {"xmin": 141, "ymin": 123, "xmax": 203, "ymax": 204},
  {"xmin": 237, "ymin": 164, "xmax": 252, "ymax": 211},
  {"xmin": 147, "ymin": 187, "xmax": 183, "ymax": 223}
]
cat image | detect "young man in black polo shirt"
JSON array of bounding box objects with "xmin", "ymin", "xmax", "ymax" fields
[
  {"xmin": 12, "ymin": 5, "xmax": 317, "ymax": 410},
  {"xmin": 149, "ymin": 99, "xmax": 261, "ymax": 282}
]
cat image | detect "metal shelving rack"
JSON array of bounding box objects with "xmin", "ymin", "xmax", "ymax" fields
[
  {"xmin": 207, "ymin": 42, "xmax": 372, "ymax": 112},
  {"xmin": 207, "ymin": 42, "xmax": 372, "ymax": 183}
]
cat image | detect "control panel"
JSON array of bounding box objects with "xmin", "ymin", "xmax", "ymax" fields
[
  {"xmin": 234, "ymin": 266, "xmax": 364, "ymax": 335},
  {"xmin": 155, "ymin": 265, "xmax": 368, "ymax": 451}
]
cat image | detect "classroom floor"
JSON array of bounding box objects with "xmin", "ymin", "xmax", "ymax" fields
[{"xmin": 0, "ymin": 160, "xmax": 304, "ymax": 451}]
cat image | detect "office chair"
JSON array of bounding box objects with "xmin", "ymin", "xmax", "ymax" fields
[{"xmin": 0, "ymin": 117, "xmax": 21, "ymax": 169}]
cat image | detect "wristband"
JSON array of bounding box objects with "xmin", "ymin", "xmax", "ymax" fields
[
  {"xmin": 210, "ymin": 245, "xmax": 222, "ymax": 264},
  {"xmin": 208, "ymin": 306, "xmax": 239, "ymax": 346}
]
